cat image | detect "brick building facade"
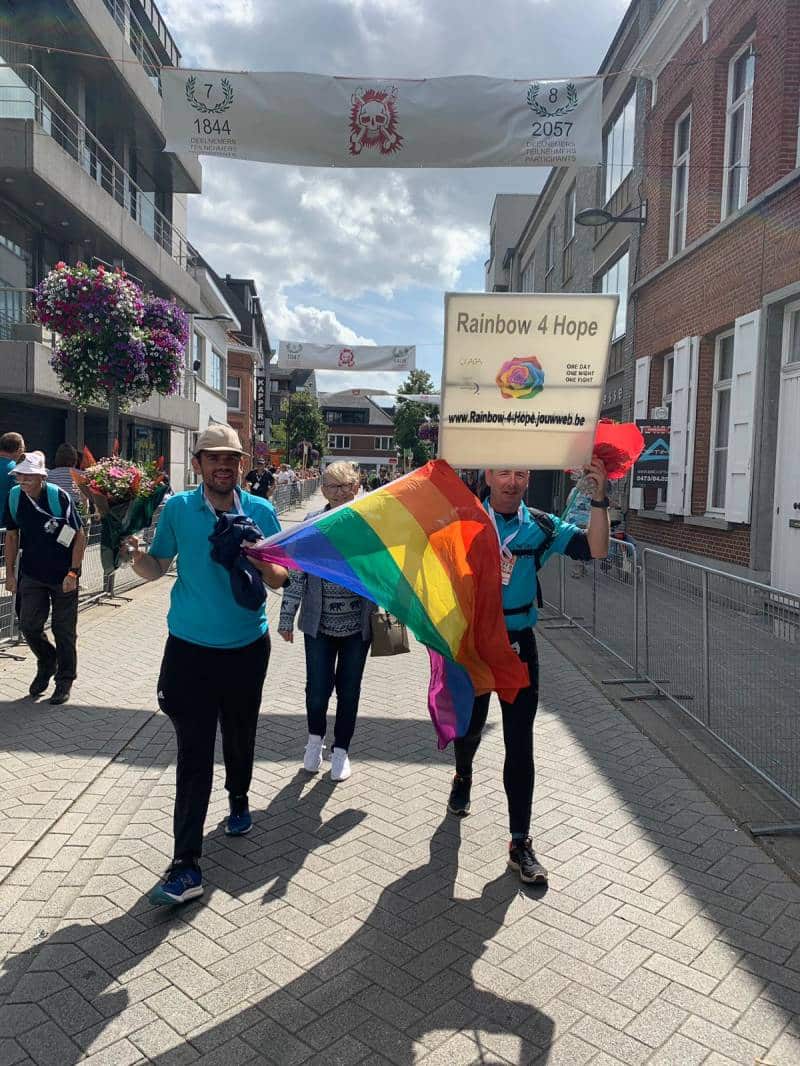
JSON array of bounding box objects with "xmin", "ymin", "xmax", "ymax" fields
[
  {"xmin": 319, "ymin": 393, "xmax": 395, "ymax": 475},
  {"xmin": 626, "ymin": 0, "xmax": 800, "ymax": 593}
]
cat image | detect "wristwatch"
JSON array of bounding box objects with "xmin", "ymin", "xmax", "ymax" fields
[
  {"xmin": 68, "ymin": 567, "xmax": 81, "ymax": 578},
  {"xmin": 590, "ymin": 497, "xmax": 610, "ymax": 509}
]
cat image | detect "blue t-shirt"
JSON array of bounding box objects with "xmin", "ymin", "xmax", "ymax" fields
[
  {"xmin": 485, "ymin": 500, "xmax": 589, "ymax": 631},
  {"xmin": 0, "ymin": 457, "xmax": 17, "ymax": 524},
  {"xmin": 149, "ymin": 485, "xmax": 280, "ymax": 649}
]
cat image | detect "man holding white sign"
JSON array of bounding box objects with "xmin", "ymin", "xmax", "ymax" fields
[
  {"xmin": 448, "ymin": 459, "xmax": 609, "ymax": 885},
  {"xmin": 438, "ymin": 292, "xmax": 615, "ymax": 881}
]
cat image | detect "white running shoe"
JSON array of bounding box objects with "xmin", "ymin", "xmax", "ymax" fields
[
  {"xmin": 303, "ymin": 734, "xmax": 325, "ymax": 773},
  {"xmin": 330, "ymin": 748, "xmax": 351, "ymax": 782}
]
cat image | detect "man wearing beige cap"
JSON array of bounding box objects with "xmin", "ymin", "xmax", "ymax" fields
[
  {"xmin": 3, "ymin": 451, "xmax": 85, "ymax": 705},
  {"xmin": 125, "ymin": 425, "xmax": 289, "ymax": 905}
]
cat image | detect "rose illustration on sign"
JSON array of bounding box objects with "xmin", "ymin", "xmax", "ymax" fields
[
  {"xmin": 338, "ymin": 348, "xmax": 356, "ymax": 368},
  {"xmin": 496, "ymin": 356, "xmax": 545, "ymax": 400}
]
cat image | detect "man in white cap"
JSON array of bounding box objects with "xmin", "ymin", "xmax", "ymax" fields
[
  {"xmin": 3, "ymin": 451, "xmax": 86, "ymax": 704},
  {"xmin": 125, "ymin": 425, "xmax": 289, "ymax": 905}
]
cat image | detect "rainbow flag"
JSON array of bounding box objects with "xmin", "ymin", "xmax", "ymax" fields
[{"xmin": 246, "ymin": 460, "xmax": 529, "ymax": 747}]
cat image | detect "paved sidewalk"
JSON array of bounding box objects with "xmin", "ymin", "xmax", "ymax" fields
[{"xmin": 1, "ymin": 507, "xmax": 800, "ymax": 1063}]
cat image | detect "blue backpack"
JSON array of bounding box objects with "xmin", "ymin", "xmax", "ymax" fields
[{"xmin": 8, "ymin": 482, "xmax": 64, "ymax": 524}]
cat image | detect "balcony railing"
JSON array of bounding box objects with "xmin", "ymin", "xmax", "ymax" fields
[
  {"xmin": 0, "ymin": 288, "xmax": 34, "ymax": 342},
  {"xmin": 101, "ymin": 0, "xmax": 180, "ymax": 95},
  {"xmin": 0, "ymin": 64, "xmax": 190, "ymax": 270}
]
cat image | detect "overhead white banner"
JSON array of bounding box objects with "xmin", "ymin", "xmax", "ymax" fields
[
  {"xmin": 277, "ymin": 341, "xmax": 416, "ymax": 372},
  {"xmin": 162, "ymin": 69, "xmax": 602, "ymax": 168},
  {"xmin": 439, "ymin": 293, "xmax": 617, "ymax": 470}
]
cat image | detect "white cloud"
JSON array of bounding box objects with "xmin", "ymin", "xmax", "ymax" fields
[{"xmin": 270, "ymin": 293, "xmax": 374, "ymax": 346}]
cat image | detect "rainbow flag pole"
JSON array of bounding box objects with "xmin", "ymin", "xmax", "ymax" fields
[{"xmin": 246, "ymin": 460, "xmax": 529, "ymax": 747}]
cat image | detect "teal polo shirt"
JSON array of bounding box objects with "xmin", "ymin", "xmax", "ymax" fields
[
  {"xmin": 149, "ymin": 485, "xmax": 280, "ymax": 649},
  {"xmin": 0, "ymin": 457, "xmax": 17, "ymax": 524},
  {"xmin": 485, "ymin": 500, "xmax": 588, "ymax": 631}
]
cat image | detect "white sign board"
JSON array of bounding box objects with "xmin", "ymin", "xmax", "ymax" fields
[
  {"xmin": 162, "ymin": 69, "xmax": 602, "ymax": 168},
  {"xmin": 277, "ymin": 342, "xmax": 415, "ymax": 372},
  {"xmin": 439, "ymin": 293, "xmax": 617, "ymax": 470}
]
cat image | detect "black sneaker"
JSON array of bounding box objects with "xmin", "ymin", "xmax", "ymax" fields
[
  {"xmin": 29, "ymin": 665, "xmax": 54, "ymax": 698},
  {"xmin": 49, "ymin": 683, "xmax": 71, "ymax": 706},
  {"xmin": 447, "ymin": 773, "xmax": 472, "ymax": 815},
  {"xmin": 508, "ymin": 838, "xmax": 548, "ymax": 884},
  {"xmin": 226, "ymin": 794, "xmax": 252, "ymax": 836}
]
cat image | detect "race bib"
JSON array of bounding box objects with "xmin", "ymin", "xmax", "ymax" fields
[
  {"xmin": 500, "ymin": 553, "xmax": 516, "ymax": 586},
  {"xmin": 56, "ymin": 524, "xmax": 75, "ymax": 548}
]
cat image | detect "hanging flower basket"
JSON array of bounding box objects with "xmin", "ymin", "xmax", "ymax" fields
[{"xmin": 34, "ymin": 264, "xmax": 190, "ymax": 410}]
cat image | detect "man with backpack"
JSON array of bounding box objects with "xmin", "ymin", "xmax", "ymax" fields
[
  {"xmin": 2, "ymin": 451, "xmax": 86, "ymax": 705},
  {"xmin": 447, "ymin": 461, "xmax": 609, "ymax": 885}
]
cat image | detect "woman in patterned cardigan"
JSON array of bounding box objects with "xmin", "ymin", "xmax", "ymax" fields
[{"xmin": 278, "ymin": 461, "xmax": 373, "ymax": 782}]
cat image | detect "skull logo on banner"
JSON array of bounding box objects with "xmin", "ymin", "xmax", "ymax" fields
[{"xmin": 348, "ymin": 87, "xmax": 403, "ymax": 157}]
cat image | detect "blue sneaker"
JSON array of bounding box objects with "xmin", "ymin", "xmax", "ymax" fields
[
  {"xmin": 149, "ymin": 861, "xmax": 203, "ymax": 905},
  {"xmin": 226, "ymin": 794, "xmax": 252, "ymax": 836}
]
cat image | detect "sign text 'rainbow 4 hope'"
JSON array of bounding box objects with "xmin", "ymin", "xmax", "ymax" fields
[{"xmin": 439, "ymin": 292, "xmax": 618, "ymax": 470}]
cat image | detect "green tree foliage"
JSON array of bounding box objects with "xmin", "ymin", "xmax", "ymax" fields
[
  {"xmin": 279, "ymin": 391, "xmax": 327, "ymax": 459},
  {"xmin": 395, "ymin": 369, "xmax": 438, "ymax": 467}
]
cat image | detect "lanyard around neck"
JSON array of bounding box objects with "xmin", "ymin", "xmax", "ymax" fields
[
  {"xmin": 20, "ymin": 487, "xmax": 59, "ymax": 521},
  {"xmin": 486, "ymin": 503, "xmax": 524, "ymax": 558}
]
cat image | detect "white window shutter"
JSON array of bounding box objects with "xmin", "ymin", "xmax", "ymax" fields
[
  {"xmin": 725, "ymin": 310, "xmax": 760, "ymax": 523},
  {"xmin": 667, "ymin": 336, "xmax": 699, "ymax": 515},
  {"xmin": 630, "ymin": 356, "xmax": 651, "ymax": 510}
]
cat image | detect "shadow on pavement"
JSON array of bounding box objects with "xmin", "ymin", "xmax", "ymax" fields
[
  {"xmin": 0, "ymin": 704, "xmax": 496, "ymax": 765},
  {"xmin": 0, "ymin": 784, "xmax": 553, "ymax": 1065},
  {"xmin": 143, "ymin": 814, "xmax": 555, "ymax": 1065}
]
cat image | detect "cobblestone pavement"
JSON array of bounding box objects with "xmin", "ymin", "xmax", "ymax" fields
[{"xmin": 1, "ymin": 496, "xmax": 800, "ymax": 1064}]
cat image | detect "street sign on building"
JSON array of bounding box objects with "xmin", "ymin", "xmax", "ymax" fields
[
  {"xmin": 633, "ymin": 419, "xmax": 671, "ymax": 487},
  {"xmin": 255, "ymin": 377, "xmax": 266, "ymax": 432}
]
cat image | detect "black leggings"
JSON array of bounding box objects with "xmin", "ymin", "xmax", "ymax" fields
[
  {"xmin": 157, "ymin": 633, "xmax": 270, "ymax": 862},
  {"xmin": 454, "ymin": 627, "xmax": 539, "ymax": 837}
]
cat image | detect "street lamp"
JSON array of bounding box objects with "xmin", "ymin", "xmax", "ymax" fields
[{"xmin": 575, "ymin": 205, "xmax": 647, "ymax": 227}]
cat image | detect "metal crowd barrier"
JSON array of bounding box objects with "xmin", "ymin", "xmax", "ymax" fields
[
  {"xmin": 0, "ymin": 476, "xmax": 321, "ymax": 646},
  {"xmin": 538, "ymin": 542, "xmax": 800, "ymax": 821}
]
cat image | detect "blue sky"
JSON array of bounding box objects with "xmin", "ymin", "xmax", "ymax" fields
[{"xmin": 160, "ymin": 0, "xmax": 628, "ymax": 394}]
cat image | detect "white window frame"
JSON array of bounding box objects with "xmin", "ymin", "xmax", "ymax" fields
[
  {"xmin": 722, "ymin": 40, "xmax": 755, "ymax": 219},
  {"xmin": 656, "ymin": 351, "xmax": 674, "ymax": 509},
  {"xmin": 669, "ymin": 108, "xmax": 691, "ymax": 258},
  {"xmin": 599, "ymin": 250, "xmax": 630, "ymax": 342},
  {"xmin": 328, "ymin": 434, "xmax": 351, "ymax": 450},
  {"xmin": 520, "ymin": 256, "xmax": 535, "ymax": 293},
  {"xmin": 209, "ymin": 347, "xmax": 224, "ymax": 393},
  {"xmin": 604, "ymin": 95, "xmax": 635, "ymax": 204},
  {"xmin": 782, "ymin": 299, "xmax": 800, "ymax": 369},
  {"xmin": 544, "ymin": 218, "xmax": 556, "ymax": 291},
  {"xmin": 192, "ymin": 330, "xmax": 205, "ymax": 375},
  {"xmin": 226, "ymin": 373, "xmax": 241, "ymax": 411},
  {"xmin": 564, "ymin": 184, "xmax": 576, "ymax": 245},
  {"xmin": 706, "ymin": 330, "xmax": 735, "ymax": 514},
  {"xmin": 629, "ymin": 356, "xmax": 651, "ymax": 511},
  {"xmin": 665, "ymin": 336, "xmax": 699, "ymax": 516},
  {"xmin": 375, "ymin": 436, "xmax": 393, "ymax": 450}
]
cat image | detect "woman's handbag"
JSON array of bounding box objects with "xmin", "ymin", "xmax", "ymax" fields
[{"xmin": 370, "ymin": 610, "xmax": 410, "ymax": 657}]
